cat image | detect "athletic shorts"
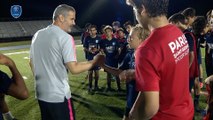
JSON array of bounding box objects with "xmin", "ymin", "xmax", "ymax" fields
[
  {"xmin": 38, "ymin": 98, "xmax": 75, "ymax": 120},
  {"xmin": 0, "ymin": 70, "xmax": 13, "ymax": 94}
]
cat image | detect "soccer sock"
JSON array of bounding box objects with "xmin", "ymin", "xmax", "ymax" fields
[
  {"xmin": 94, "ymin": 77, "xmax": 98, "ymax": 88},
  {"xmin": 116, "ymin": 77, "xmax": 121, "ymax": 90},
  {"xmin": 3, "ymin": 111, "xmax": 14, "ymax": 120}
]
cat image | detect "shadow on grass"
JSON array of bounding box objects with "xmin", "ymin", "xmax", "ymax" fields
[{"xmin": 72, "ymin": 93, "xmax": 124, "ymax": 118}]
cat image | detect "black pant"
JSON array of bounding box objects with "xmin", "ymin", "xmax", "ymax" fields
[{"xmin": 38, "ymin": 98, "xmax": 75, "ymax": 120}]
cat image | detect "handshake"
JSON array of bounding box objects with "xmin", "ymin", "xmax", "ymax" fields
[
  {"xmin": 93, "ymin": 53, "xmax": 106, "ymax": 67},
  {"xmin": 92, "ymin": 53, "xmax": 135, "ymax": 82}
]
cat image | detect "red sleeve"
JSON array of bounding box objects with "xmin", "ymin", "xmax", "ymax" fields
[{"xmin": 135, "ymin": 47, "xmax": 161, "ymax": 91}]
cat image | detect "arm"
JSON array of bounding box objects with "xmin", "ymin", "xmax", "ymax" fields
[
  {"xmin": 185, "ymin": 33, "xmax": 194, "ymax": 67},
  {"xmin": 189, "ymin": 51, "xmax": 194, "ymax": 67},
  {"xmin": 0, "ymin": 54, "xmax": 29, "ymax": 100},
  {"xmin": 66, "ymin": 60, "xmax": 95, "ymax": 74},
  {"xmin": 102, "ymin": 64, "xmax": 123, "ymax": 76},
  {"xmin": 205, "ymin": 75, "xmax": 213, "ymax": 84},
  {"xmin": 29, "ymin": 59, "xmax": 34, "ymax": 75},
  {"xmin": 130, "ymin": 91, "xmax": 159, "ymax": 120},
  {"xmin": 119, "ymin": 69, "xmax": 135, "ymax": 82}
]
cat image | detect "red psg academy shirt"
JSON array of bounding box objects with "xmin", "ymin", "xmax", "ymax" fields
[{"xmin": 135, "ymin": 24, "xmax": 194, "ymax": 120}]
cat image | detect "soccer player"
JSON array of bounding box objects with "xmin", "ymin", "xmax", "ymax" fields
[
  {"xmin": 112, "ymin": 21, "xmax": 121, "ymax": 38},
  {"xmin": 100, "ymin": 25, "xmax": 121, "ymax": 91},
  {"xmin": 192, "ymin": 16, "xmax": 209, "ymax": 112},
  {"xmin": 99, "ymin": 24, "xmax": 149, "ymax": 120},
  {"xmin": 100, "ymin": 24, "xmax": 107, "ymax": 40},
  {"xmin": 0, "ymin": 94, "xmax": 17, "ymax": 120},
  {"xmin": 182, "ymin": 7, "xmax": 196, "ymax": 29},
  {"xmin": 169, "ymin": 13, "xmax": 200, "ymax": 113},
  {"xmin": 182, "ymin": 7, "xmax": 205, "ymax": 89},
  {"xmin": 29, "ymin": 4, "xmax": 102, "ymax": 120},
  {"xmin": 205, "ymin": 9, "xmax": 213, "ymax": 77},
  {"xmin": 125, "ymin": 0, "xmax": 194, "ymax": 119},
  {"xmin": 117, "ymin": 28, "xmax": 128, "ymax": 66},
  {"xmin": 81, "ymin": 23, "xmax": 91, "ymax": 44},
  {"xmin": 83, "ymin": 25, "xmax": 101, "ymax": 93},
  {"xmin": 0, "ymin": 54, "xmax": 29, "ymax": 119},
  {"xmin": 81, "ymin": 23, "xmax": 91, "ymax": 82},
  {"xmin": 123, "ymin": 21, "xmax": 133, "ymax": 35},
  {"xmin": 203, "ymin": 75, "xmax": 213, "ymax": 120}
]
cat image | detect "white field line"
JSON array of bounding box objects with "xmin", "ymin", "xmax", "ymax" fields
[
  {"xmin": 3, "ymin": 45, "xmax": 83, "ymax": 56},
  {"xmin": 22, "ymin": 76, "xmax": 28, "ymax": 80},
  {"xmin": 24, "ymin": 57, "xmax": 30, "ymax": 59},
  {"xmin": 4, "ymin": 51, "xmax": 29, "ymax": 56}
]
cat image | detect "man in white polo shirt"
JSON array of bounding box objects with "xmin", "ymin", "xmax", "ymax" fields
[{"xmin": 29, "ymin": 4, "xmax": 101, "ymax": 120}]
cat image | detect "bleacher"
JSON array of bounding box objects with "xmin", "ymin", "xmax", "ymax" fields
[{"xmin": 0, "ymin": 20, "xmax": 82, "ymax": 41}]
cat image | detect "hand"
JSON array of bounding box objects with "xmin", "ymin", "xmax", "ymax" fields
[
  {"xmin": 119, "ymin": 70, "xmax": 134, "ymax": 83},
  {"xmin": 93, "ymin": 54, "xmax": 105, "ymax": 66},
  {"xmin": 119, "ymin": 70, "xmax": 127, "ymax": 81},
  {"xmin": 91, "ymin": 48, "xmax": 98, "ymax": 54},
  {"xmin": 0, "ymin": 54, "xmax": 15, "ymax": 67}
]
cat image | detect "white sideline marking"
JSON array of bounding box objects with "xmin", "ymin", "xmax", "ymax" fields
[
  {"xmin": 4, "ymin": 51, "xmax": 29, "ymax": 56},
  {"xmin": 22, "ymin": 76, "xmax": 28, "ymax": 80},
  {"xmin": 3, "ymin": 45, "xmax": 82, "ymax": 56},
  {"xmin": 24, "ymin": 57, "xmax": 30, "ymax": 59}
]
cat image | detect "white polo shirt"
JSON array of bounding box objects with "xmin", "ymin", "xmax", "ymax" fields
[{"xmin": 30, "ymin": 24, "xmax": 77, "ymax": 102}]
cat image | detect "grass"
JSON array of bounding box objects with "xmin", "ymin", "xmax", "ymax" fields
[
  {"xmin": 0, "ymin": 36, "xmax": 81, "ymax": 48},
  {"xmin": 0, "ymin": 41, "xmax": 31, "ymax": 48},
  {"xmin": 0, "ymin": 42, "xmax": 209, "ymax": 120},
  {"xmin": 1, "ymin": 45, "xmax": 126, "ymax": 120}
]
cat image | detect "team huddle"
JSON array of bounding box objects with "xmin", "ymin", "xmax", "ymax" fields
[{"xmin": 0, "ymin": 0, "xmax": 213, "ymax": 120}]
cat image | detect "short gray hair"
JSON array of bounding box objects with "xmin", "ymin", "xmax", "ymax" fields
[{"xmin": 53, "ymin": 4, "xmax": 75, "ymax": 21}]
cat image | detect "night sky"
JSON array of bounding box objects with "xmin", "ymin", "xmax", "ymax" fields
[{"xmin": 0, "ymin": 0, "xmax": 212, "ymax": 28}]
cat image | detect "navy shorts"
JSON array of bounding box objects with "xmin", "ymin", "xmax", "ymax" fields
[
  {"xmin": 0, "ymin": 70, "xmax": 13, "ymax": 94},
  {"xmin": 38, "ymin": 98, "xmax": 75, "ymax": 120}
]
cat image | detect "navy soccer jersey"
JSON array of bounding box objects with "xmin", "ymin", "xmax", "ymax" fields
[
  {"xmin": 118, "ymin": 41, "xmax": 129, "ymax": 64},
  {"xmin": 101, "ymin": 38, "xmax": 119, "ymax": 67},
  {"xmin": 205, "ymin": 32, "xmax": 213, "ymax": 76},
  {"xmin": 184, "ymin": 29, "xmax": 194, "ymax": 52},
  {"xmin": 119, "ymin": 50, "xmax": 135, "ymax": 70},
  {"xmin": 84, "ymin": 36, "xmax": 101, "ymax": 60}
]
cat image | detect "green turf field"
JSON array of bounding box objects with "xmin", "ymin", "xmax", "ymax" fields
[{"xmin": 0, "ymin": 41, "xmax": 208, "ymax": 120}]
